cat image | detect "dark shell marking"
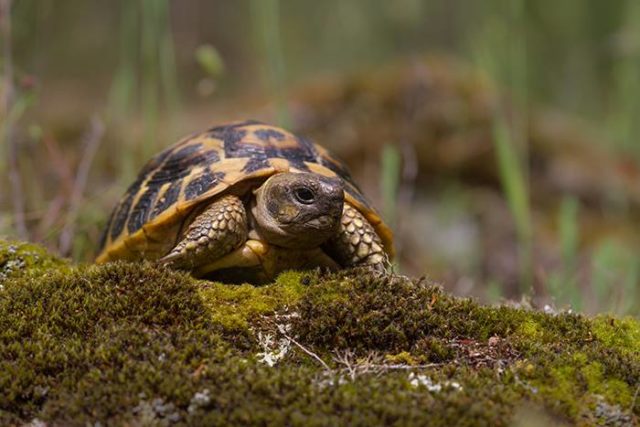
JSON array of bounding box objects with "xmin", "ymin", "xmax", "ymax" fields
[
  {"xmin": 127, "ymin": 186, "xmax": 160, "ymax": 233},
  {"xmin": 150, "ymin": 179, "xmax": 183, "ymax": 220},
  {"xmin": 100, "ymin": 120, "xmax": 377, "ymax": 253},
  {"xmin": 148, "ymin": 145, "xmax": 220, "ymax": 185},
  {"xmin": 254, "ymin": 128, "xmax": 286, "ymax": 142},
  {"xmin": 109, "ymin": 178, "xmax": 141, "ymax": 241},
  {"xmin": 212, "ymin": 123, "xmax": 317, "ymax": 173},
  {"xmin": 98, "ymin": 207, "xmax": 116, "ymax": 252},
  {"xmin": 184, "ymin": 170, "xmax": 225, "ymax": 201},
  {"xmin": 104, "ymin": 143, "xmax": 181, "ymax": 242},
  {"xmin": 102, "ymin": 144, "xmax": 225, "ymax": 244}
]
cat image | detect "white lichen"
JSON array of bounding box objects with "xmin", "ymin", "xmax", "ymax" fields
[
  {"xmin": 316, "ymin": 372, "xmax": 348, "ymax": 389},
  {"xmin": 254, "ymin": 312, "xmax": 300, "ymax": 367},
  {"xmin": 256, "ymin": 331, "xmax": 291, "ymax": 367},
  {"xmin": 408, "ymin": 373, "xmax": 463, "ymax": 392},
  {"xmin": 188, "ymin": 388, "xmax": 212, "ymax": 414}
]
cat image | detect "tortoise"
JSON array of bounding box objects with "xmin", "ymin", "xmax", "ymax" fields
[{"xmin": 96, "ymin": 120, "xmax": 394, "ymax": 283}]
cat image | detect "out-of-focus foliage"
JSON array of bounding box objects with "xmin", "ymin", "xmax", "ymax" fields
[{"xmin": 1, "ymin": 0, "xmax": 639, "ymax": 314}]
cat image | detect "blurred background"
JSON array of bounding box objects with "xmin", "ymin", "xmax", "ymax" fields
[{"xmin": 1, "ymin": 0, "xmax": 639, "ymax": 315}]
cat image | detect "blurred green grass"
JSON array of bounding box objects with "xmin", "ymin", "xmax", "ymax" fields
[{"xmin": 1, "ymin": 0, "xmax": 638, "ymax": 315}]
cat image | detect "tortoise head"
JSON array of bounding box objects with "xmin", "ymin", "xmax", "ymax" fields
[{"xmin": 252, "ymin": 172, "xmax": 344, "ymax": 249}]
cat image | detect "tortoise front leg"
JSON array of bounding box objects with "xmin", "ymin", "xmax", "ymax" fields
[
  {"xmin": 160, "ymin": 195, "xmax": 248, "ymax": 271},
  {"xmin": 324, "ymin": 203, "xmax": 388, "ymax": 270}
]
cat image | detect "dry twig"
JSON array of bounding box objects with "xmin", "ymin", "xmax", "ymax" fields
[
  {"xmin": 276, "ymin": 324, "xmax": 331, "ymax": 371},
  {"xmin": 332, "ymin": 350, "xmax": 362, "ymax": 380},
  {"xmin": 58, "ymin": 116, "xmax": 105, "ymax": 255},
  {"xmin": 35, "ymin": 135, "xmax": 75, "ymax": 240},
  {"xmin": 267, "ymin": 318, "xmax": 446, "ymax": 381},
  {"xmin": 333, "ymin": 350, "xmax": 444, "ymax": 380}
]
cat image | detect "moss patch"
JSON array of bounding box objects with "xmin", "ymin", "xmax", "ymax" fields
[
  {"xmin": 0, "ymin": 239, "xmax": 68, "ymax": 281},
  {"xmin": 591, "ymin": 316, "xmax": 640, "ymax": 356},
  {"xmin": 0, "ymin": 242, "xmax": 638, "ymax": 426},
  {"xmin": 196, "ymin": 270, "xmax": 308, "ymax": 345}
]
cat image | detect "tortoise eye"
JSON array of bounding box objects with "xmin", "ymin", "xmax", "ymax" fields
[{"xmin": 294, "ymin": 187, "xmax": 315, "ymax": 205}]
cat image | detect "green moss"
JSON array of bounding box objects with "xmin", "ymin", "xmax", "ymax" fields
[
  {"xmin": 0, "ymin": 239, "xmax": 69, "ymax": 281},
  {"xmin": 196, "ymin": 270, "xmax": 308, "ymax": 342},
  {"xmin": 384, "ymin": 350, "xmax": 423, "ymax": 365},
  {"xmin": 592, "ymin": 316, "xmax": 640, "ymax": 356},
  {"xmin": 290, "ymin": 272, "xmax": 638, "ymax": 421},
  {"xmin": 525, "ymin": 352, "xmax": 635, "ymax": 420},
  {"xmin": 516, "ymin": 318, "xmax": 543, "ymax": 342},
  {"xmin": 0, "ymin": 241, "xmax": 638, "ymax": 425},
  {"xmin": 199, "ymin": 270, "xmax": 307, "ymax": 323},
  {"xmin": 581, "ymin": 361, "xmax": 633, "ymax": 408}
]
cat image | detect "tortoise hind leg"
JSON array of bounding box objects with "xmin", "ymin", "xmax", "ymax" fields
[
  {"xmin": 324, "ymin": 203, "xmax": 388, "ymax": 270},
  {"xmin": 160, "ymin": 195, "xmax": 248, "ymax": 271}
]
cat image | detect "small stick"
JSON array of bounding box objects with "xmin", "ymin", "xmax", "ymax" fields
[
  {"xmin": 42, "ymin": 134, "xmax": 75, "ymax": 195},
  {"xmin": 1, "ymin": 0, "xmax": 28, "ymax": 239},
  {"xmin": 36, "ymin": 136, "xmax": 74, "ymax": 240},
  {"xmin": 35, "ymin": 193, "xmax": 65, "ymax": 242},
  {"xmin": 365, "ymin": 363, "xmax": 446, "ymax": 370},
  {"xmin": 58, "ymin": 116, "xmax": 105, "ymax": 256},
  {"xmin": 276, "ymin": 324, "xmax": 331, "ymax": 371},
  {"xmin": 332, "ymin": 350, "xmax": 360, "ymax": 380},
  {"xmin": 632, "ymin": 384, "xmax": 640, "ymax": 413}
]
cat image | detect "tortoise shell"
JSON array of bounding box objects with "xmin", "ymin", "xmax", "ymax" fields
[{"xmin": 96, "ymin": 120, "xmax": 394, "ymax": 263}]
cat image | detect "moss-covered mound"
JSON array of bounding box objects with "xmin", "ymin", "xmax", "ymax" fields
[
  {"xmin": 0, "ymin": 240, "xmax": 68, "ymax": 281},
  {"xmin": 0, "ymin": 241, "xmax": 638, "ymax": 426}
]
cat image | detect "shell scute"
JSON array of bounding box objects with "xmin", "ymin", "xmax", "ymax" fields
[
  {"xmin": 253, "ymin": 128, "xmax": 286, "ymax": 142},
  {"xmin": 150, "ymin": 180, "xmax": 182, "ymax": 220},
  {"xmin": 149, "ymin": 144, "xmax": 219, "ymax": 186},
  {"xmin": 184, "ymin": 170, "xmax": 225, "ymax": 201},
  {"xmin": 127, "ymin": 186, "xmax": 160, "ymax": 233},
  {"xmin": 109, "ymin": 189, "xmax": 135, "ymax": 240}
]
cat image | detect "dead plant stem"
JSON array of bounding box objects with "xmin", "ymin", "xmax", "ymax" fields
[{"xmin": 59, "ymin": 116, "xmax": 105, "ymax": 255}]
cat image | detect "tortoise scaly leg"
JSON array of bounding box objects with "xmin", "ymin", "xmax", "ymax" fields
[
  {"xmin": 324, "ymin": 203, "xmax": 388, "ymax": 270},
  {"xmin": 160, "ymin": 195, "xmax": 248, "ymax": 271}
]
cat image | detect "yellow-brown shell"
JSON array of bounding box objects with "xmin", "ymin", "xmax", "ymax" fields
[{"xmin": 96, "ymin": 121, "xmax": 394, "ymax": 263}]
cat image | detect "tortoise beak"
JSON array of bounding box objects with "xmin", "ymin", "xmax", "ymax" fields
[{"xmin": 315, "ymin": 176, "xmax": 344, "ymax": 220}]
